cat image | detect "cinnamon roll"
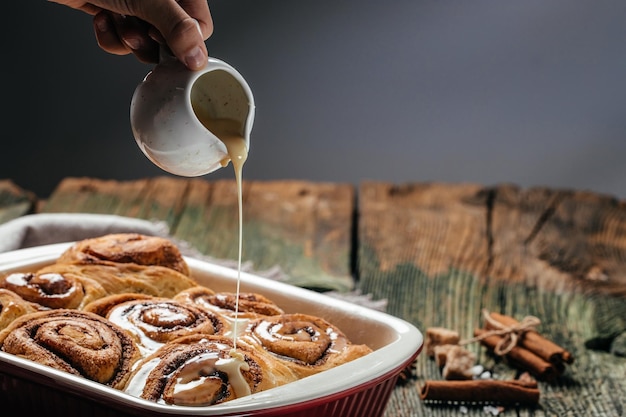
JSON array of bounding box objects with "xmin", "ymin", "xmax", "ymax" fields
[
  {"xmin": 174, "ymin": 287, "xmax": 285, "ymax": 319},
  {"xmin": 57, "ymin": 233, "xmax": 190, "ymax": 276},
  {"xmin": 0, "ymin": 288, "xmax": 43, "ymax": 330},
  {"xmin": 36, "ymin": 262, "xmax": 197, "ymax": 299},
  {"xmin": 83, "ymin": 293, "xmax": 154, "ymax": 317},
  {"xmin": 0, "ymin": 309, "xmax": 141, "ymax": 389},
  {"xmin": 124, "ymin": 334, "xmax": 298, "ymax": 406},
  {"xmin": 86, "ymin": 294, "xmax": 227, "ymax": 355},
  {"xmin": 240, "ymin": 313, "xmax": 373, "ymax": 378},
  {"xmin": 0, "ymin": 270, "xmax": 107, "ymax": 310}
]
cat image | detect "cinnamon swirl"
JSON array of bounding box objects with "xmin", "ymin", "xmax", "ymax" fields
[
  {"xmin": 240, "ymin": 313, "xmax": 373, "ymax": 378},
  {"xmin": 124, "ymin": 334, "xmax": 298, "ymax": 406},
  {"xmin": 174, "ymin": 287, "xmax": 285, "ymax": 319},
  {"xmin": 0, "ymin": 309, "xmax": 141, "ymax": 389},
  {"xmin": 57, "ymin": 233, "xmax": 190, "ymax": 276},
  {"xmin": 85, "ymin": 294, "xmax": 227, "ymax": 355},
  {"xmin": 36, "ymin": 262, "xmax": 197, "ymax": 299},
  {"xmin": 0, "ymin": 270, "xmax": 107, "ymax": 310}
]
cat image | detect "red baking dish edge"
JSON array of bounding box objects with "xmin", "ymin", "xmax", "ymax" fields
[{"xmin": 1, "ymin": 346, "xmax": 421, "ymax": 417}]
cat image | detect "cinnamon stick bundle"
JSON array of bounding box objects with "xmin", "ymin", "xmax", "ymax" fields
[
  {"xmin": 419, "ymin": 379, "xmax": 540, "ymax": 406},
  {"xmin": 474, "ymin": 328, "xmax": 559, "ymax": 381},
  {"xmin": 485, "ymin": 312, "xmax": 573, "ymax": 365}
]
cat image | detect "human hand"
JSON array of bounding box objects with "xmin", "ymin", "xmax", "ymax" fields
[{"xmin": 50, "ymin": 0, "xmax": 213, "ymax": 70}]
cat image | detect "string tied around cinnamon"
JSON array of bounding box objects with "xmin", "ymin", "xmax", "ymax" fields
[{"xmin": 460, "ymin": 309, "xmax": 541, "ymax": 356}]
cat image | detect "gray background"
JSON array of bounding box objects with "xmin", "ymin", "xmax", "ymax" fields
[{"xmin": 3, "ymin": 1, "xmax": 626, "ymax": 199}]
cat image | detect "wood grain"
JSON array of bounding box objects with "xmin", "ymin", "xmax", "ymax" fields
[
  {"xmin": 357, "ymin": 181, "xmax": 626, "ymax": 416},
  {"xmin": 3, "ymin": 178, "xmax": 625, "ymax": 415},
  {"xmin": 40, "ymin": 176, "xmax": 355, "ymax": 291}
]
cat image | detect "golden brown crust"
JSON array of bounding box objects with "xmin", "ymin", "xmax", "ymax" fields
[
  {"xmin": 174, "ymin": 287, "xmax": 285, "ymax": 319},
  {"xmin": 36, "ymin": 262, "xmax": 197, "ymax": 299},
  {"xmin": 0, "ymin": 270, "xmax": 107, "ymax": 310},
  {"xmin": 57, "ymin": 233, "xmax": 190, "ymax": 276},
  {"xmin": 0, "ymin": 288, "xmax": 44, "ymax": 330},
  {"xmin": 0, "ymin": 309, "xmax": 141, "ymax": 389},
  {"xmin": 82, "ymin": 292, "xmax": 155, "ymax": 317},
  {"xmin": 88, "ymin": 294, "xmax": 228, "ymax": 356},
  {"xmin": 240, "ymin": 313, "xmax": 373, "ymax": 379},
  {"xmin": 124, "ymin": 334, "xmax": 298, "ymax": 405},
  {"xmin": 0, "ymin": 233, "xmax": 373, "ymax": 406}
]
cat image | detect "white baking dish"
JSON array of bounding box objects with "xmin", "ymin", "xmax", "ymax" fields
[{"xmin": 0, "ymin": 242, "xmax": 423, "ymax": 417}]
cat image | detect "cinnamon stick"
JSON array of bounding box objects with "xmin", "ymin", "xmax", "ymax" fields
[
  {"xmin": 486, "ymin": 312, "xmax": 574, "ymax": 365},
  {"xmin": 419, "ymin": 379, "xmax": 540, "ymax": 406},
  {"xmin": 474, "ymin": 328, "xmax": 558, "ymax": 381}
]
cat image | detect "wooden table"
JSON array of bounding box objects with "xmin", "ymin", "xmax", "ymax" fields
[{"xmin": 1, "ymin": 177, "xmax": 625, "ymax": 416}]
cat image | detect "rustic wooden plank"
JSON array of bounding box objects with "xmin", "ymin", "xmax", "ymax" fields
[
  {"xmin": 0, "ymin": 180, "xmax": 37, "ymax": 224},
  {"xmin": 357, "ymin": 181, "xmax": 626, "ymax": 417},
  {"xmin": 40, "ymin": 176, "xmax": 192, "ymax": 229},
  {"xmin": 42, "ymin": 177, "xmax": 354, "ymax": 292},
  {"xmin": 132, "ymin": 177, "xmax": 190, "ymax": 224},
  {"xmin": 41, "ymin": 177, "xmax": 150, "ymax": 217},
  {"xmin": 174, "ymin": 179, "xmax": 355, "ymax": 291}
]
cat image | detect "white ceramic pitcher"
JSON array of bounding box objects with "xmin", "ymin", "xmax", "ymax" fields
[{"xmin": 130, "ymin": 49, "xmax": 255, "ymax": 177}]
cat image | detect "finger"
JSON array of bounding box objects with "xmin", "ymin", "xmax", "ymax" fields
[
  {"xmin": 48, "ymin": 0, "xmax": 101, "ymax": 15},
  {"xmin": 176, "ymin": 0, "xmax": 214, "ymax": 38},
  {"xmin": 165, "ymin": 17, "xmax": 208, "ymax": 70},
  {"xmin": 115, "ymin": 15, "xmax": 160, "ymax": 63},
  {"xmin": 66, "ymin": 0, "xmax": 212, "ymax": 69},
  {"xmin": 129, "ymin": 1, "xmax": 210, "ymax": 70},
  {"xmin": 94, "ymin": 12, "xmax": 159, "ymax": 63},
  {"xmin": 93, "ymin": 11, "xmax": 130, "ymax": 56}
]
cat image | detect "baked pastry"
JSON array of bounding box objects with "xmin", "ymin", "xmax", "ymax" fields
[
  {"xmin": 124, "ymin": 334, "xmax": 298, "ymax": 406},
  {"xmin": 82, "ymin": 292, "xmax": 154, "ymax": 317},
  {"xmin": 85, "ymin": 294, "xmax": 228, "ymax": 355},
  {"xmin": 174, "ymin": 287, "xmax": 285, "ymax": 319},
  {"xmin": 240, "ymin": 313, "xmax": 373, "ymax": 379},
  {"xmin": 0, "ymin": 270, "xmax": 107, "ymax": 310},
  {"xmin": 56, "ymin": 233, "xmax": 190, "ymax": 276},
  {"xmin": 0, "ymin": 233, "xmax": 374, "ymax": 407},
  {"xmin": 0, "ymin": 309, "xmax": 141, "ymax": 389},
  {"xmin": 36, "ymin": 262, "xmax": 197, "ymax": 299},
  {"xmin": 0, "ymin": 288, "xmax": 43, "ymax": 330}
]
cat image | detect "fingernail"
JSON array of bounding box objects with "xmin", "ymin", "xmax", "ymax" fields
[
  {"xmin": 123, "ymin": 37, "xmax": 142, "ymax": 50},
  {"xmin": 184, "ymin": 46, "xmax": 205, "ymax": 70}
]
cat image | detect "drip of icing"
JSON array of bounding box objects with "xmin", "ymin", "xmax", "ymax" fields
[
  {"xmin": 216, "ymin": 349, "xmax": 251, "ymax": 398},
  {"xmin": 170, "ymin": 349, "xmax": 251, "ymax": 403},
  {"xmin": 193, "ymin": 114, "xmax": 248, "ymax": 351},
  {"xmin": 125, "ymin": 357, "xmax": 161, "ymax": 398},
  {"xmin": 223, "ymin": 316, "xmax": 251, "ymax": 339},
  {"xmin": 106, "ymin": 305, "xmax": 167, "ymax": 355}
]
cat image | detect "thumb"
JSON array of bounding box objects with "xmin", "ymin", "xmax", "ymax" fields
[{"xmin": 138, "ymin": 0, "xmax": 212, "ymax": 70}]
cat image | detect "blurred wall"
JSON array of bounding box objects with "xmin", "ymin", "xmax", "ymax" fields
[{"xmin": 3, "ymin": 0, "xmax": 626, "ymax": 198}]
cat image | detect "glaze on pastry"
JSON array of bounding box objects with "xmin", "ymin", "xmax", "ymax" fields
[
  {"xmin": 0, "ymin": 270, "xmax": 107, "ymax": 310},
  {"xmin": 85, "ymin": 294, "xmax": 227, "ymax": 356},
  {"xmin": 175, "ymin": 287, "xmax": 285, "ymax": 319},
  {"xmin": 240, "ymin": 313, "xmax": 373, "ymax": 379},
  {"xmin": 36, "ymin": 262, "xmax": 197, "ymax": 299},
  {"xmin": 124, "ymin": 334, "xmax": 298, "ymax": 406},
  {"xmin": 0, "ymin": 233, "xmax": 373, "ymax": 407}
]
